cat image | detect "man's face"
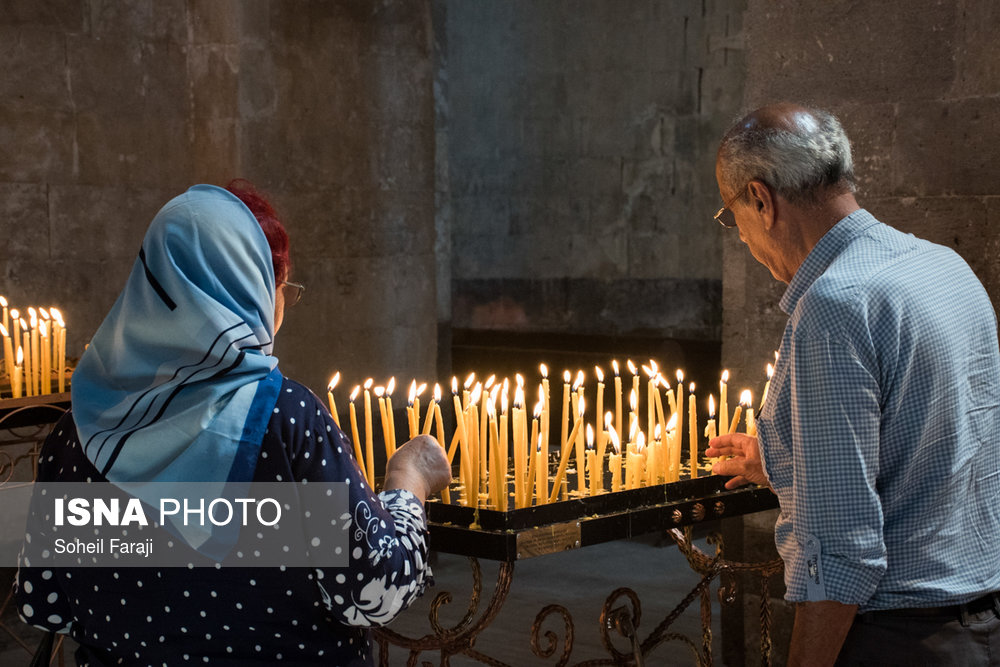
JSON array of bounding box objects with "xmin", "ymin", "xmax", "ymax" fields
[{"xmin": 714, "ymin": 162, "xmax": 789, "ymax": 282}]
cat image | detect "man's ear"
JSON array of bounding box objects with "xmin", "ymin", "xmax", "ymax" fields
[{"xmin": 748, "ymin": 180, "xmax": 777, "ymax": 231}]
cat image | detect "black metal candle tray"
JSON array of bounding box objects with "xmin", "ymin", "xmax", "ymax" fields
[{"xmin": 424, "ymin": 473, "xmax": 778, "ymax": 561}]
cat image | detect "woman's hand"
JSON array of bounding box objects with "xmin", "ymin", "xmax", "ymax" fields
[
  {"xmin": 705, "ymin": 433, "xmax": 770, "ymax": 490},
  {"xmin": 382, "ymin": 435, "xmax": 451, "ymax": 504}
]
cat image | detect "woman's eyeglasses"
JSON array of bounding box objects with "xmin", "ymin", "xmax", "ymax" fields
[{"xmin": 279, "ymin": 280, "xmax": 305, "ymax": 306}]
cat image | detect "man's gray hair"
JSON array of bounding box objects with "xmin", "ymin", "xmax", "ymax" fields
[{"xmin": 717, "ymin": 106, "xmax": 856, "ymax": 205}]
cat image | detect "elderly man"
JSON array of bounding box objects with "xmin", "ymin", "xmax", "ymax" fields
[{"xmin": 706, "ymin": 103, "xmax": 1000, "ymax": 666}]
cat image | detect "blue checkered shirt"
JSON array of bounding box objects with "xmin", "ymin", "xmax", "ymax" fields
[{"xmin": 757, "ymin": 209, "xmax": 1000, "ymax": 611}]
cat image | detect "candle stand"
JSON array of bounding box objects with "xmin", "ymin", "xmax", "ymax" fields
[{"xmin": 374, "ymin": 474, "xmax": 783, "ymax": 666}]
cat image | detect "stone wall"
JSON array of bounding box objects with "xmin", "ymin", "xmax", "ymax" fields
[
  {"xmin": 0, "ymin": 0, "xmax": 438, "ymax": 396},
  {"xmin": 439, "ymin": 0, "xmax": 747, "ymax": 342},
  {"xmin": 723, "ymin": 1, "xmax": 1000, "ymax": 663}
]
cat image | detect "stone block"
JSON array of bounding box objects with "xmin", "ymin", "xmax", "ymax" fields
[
  {"xmin": 952, "ymin": 0, "xmax": 1000, "ymax": 97},
  {"xmin": 188, "ymin": 0, "xmax": 242, "ymax": 45},
  {"xmin": 892, "ymin": 98, "xmax": 1000, "ymax": 196},
  {"xmin": 75, "ymin": 111, "xmax": 193, "ymax": 187},
  {"xmin": 88, "ymin": 0, "xmax": 187, "ymax": 43},
  {"xmin": 0, "ymin": 0, "xmax": 86, "ymax": 31},
  {"xmin": 0, "ymin": 183, "xmax": 49, "ymax": 261},
  {"xmin": 189, "ymin": 45, "xmax": 240, "ymax": 120},
  {"xmin": 0, "ymin": 108, "xmax": 75, "ymax": 182},
  {"xmin": 745, "ymin": 0, "xmax": 956, "ymax": 105},
  {"xmin": 48, "ymin": 185, "xmax": 170, "ymax": 262},
  {"xmin": 837, "ymin": 103, "xmax": 896, "ymax": 198},
  {"xmin": 0, "ymin": 27, "xmax": 72, "ymax": 112}
]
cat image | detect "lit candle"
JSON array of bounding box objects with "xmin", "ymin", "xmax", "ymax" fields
[
  {"xmin": 452, "ymin": 378, "xmax": 472, "ymax": 505},
  {"xmin": 422, "ymin": 383, "xmax": 440, "ymax": 435},
  {"xmin": 481, "ymin": 380, "xmax": 492, "ymax": 494},
  {"xmin": 653, "ymin": 374, "xmax": 667, "ymax": 438},
  {"xmin": 642, "ymin": 363, "xmax": 655, "ymax": 450},
  {"xmin": 607, "ymin": 421, "xmax": 622, "ymax": 493},
  {"xmin": 327, "ymin": 372, "xmax": 342, "ymax": 427},
  {"xmin": 487, "ymin": 399, "xmax": 500, "ymax": 508},
  {"xmin": 469, "ymin": 383, "xmax": 484, "ymax": 502},
  {"xmin": 29, "ymin": 310, "xmax": 38, "ymax": 396},
  {"xmin": 647, "ymin": 424, "xmax": 660, "ymax": 485},
  {"xmin": 548, "ymin": 398, "xmax": 585, "ymax": 503},
  {"xmin": 612, "ymin": 360, "xmax": 623, "ymax": 446},
  {"xmin": 674, "ymin": 370, "xmax": 684, "ymax": 471},
  {"xmin": 414, "ymin": 382, "xmax": 426, "ymax": 427},
  {"xmin": 375, "ymin": 386, "xmax": 391, "ymax": 466},
  {"xmin": 627, "ymin": 431, "xmax": 645, "ymax": 489},
  {"xmin": 526, "ymin": 401, "xmax": 542, "ymax": 506},
  {"xmin": 627, "ymin": 359, "xmax": 639, "ymax": 422},
  {"xmin": 663, "ymin": 412, "xmax": 678, "ymax": 481},
  {"xmin": 595, "ymin": 366, "xmax": 606, "ymax": 461},
  {"xmin": 561, "ymin": 370, "xmax": 571, "ymax": 462},
  {"xmin": 463, "ymin": 372, "xmax": 475, "ymax": 408},
  {"xmin": 12, "ymin": 346, "xmax": 23, "ymax": 399},
  {"xmin": 573, "ymin": 371, "xmax": 585, "ymax": 495},
  {"xmin": 760, "ymin": 362, "xmax": 774, "ymax": 411},
  {"xmin": 39, "ymin": 320, "xmax": 50, "ymax": 395},
  {"xmin": 385, "ymin": 377, "xmax": 397, "ymax": 457},
  {"xmin": 499, "ymin": 389, "xmax": 509, "ymax": 511},
  {"xmin": 705, "ymin": 395, "xmax": 718, "ymax": 466},
  {"xmin": 434, "ymin": 397, "xmax": 450, "ymax": 504},
  {"xmin": 513, "ymin": 383, "xmax": 526, "ymax": 508},
  {"xmin": 720, "ymin": 370, "xmax": 730, "ymax": 435},
  {"xmin": 11, "ymin": 310, "xmax": 21, "ymax": 368},
  {"xmin": 407, "ymin": 380, "xmax": 419, "ymax": 438},
  {"xmin": 347, "ymin": 386, "xmax": 367, "ymax": 482},
  {"xmin": 50, "ymin": 308, "xmax": 66, "ymax": 393},
  {"xmin": 363, "ymin": 378, "xmax": 375, "ymax": 486},
  {"xmin": 1, "ymin": 324, "xmax": 13, "ymax": 394},
  {"xmin": 628, "ymin": 387, "xmax": 639, "ymax": 446},
  {"xmin": 534, "ymin": 424, "xmax": 547, "ymax": 507},
  {"xmin": 688, "ymin": 382, "xmax": 698, "ymax": 479},
  {"xmin": 586, "ymin": 425, "xmax": 600, "ymax": 496}
]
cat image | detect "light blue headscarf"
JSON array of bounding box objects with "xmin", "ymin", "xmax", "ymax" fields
[{"xmin": 71, "ymin": 184, "xmax": 284, "ymax": 557}]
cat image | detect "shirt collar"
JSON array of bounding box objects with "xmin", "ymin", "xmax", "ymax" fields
[{"xmin": 779, "ymin": 208, "xmax": 879, "ymax": 315}]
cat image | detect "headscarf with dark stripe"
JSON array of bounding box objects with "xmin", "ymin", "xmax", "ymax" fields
[{"xmin": 71, "ymin": 184, "xmax": 283, "ymax": 557}]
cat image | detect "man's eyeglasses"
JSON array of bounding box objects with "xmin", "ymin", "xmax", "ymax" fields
[
  {"xmin": 713, "ymin": 186, "xmax": 749, "ymax": 228},
  {"xmin": 279, "ymin": 280, "xmax": 305, "ymax": 306}
]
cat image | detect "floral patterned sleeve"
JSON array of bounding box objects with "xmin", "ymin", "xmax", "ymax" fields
[{"xmin": 264, "ymin": 380, "xmax": 433, "ymax": 628}]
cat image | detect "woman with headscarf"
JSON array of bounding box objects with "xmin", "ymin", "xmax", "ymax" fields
[{"xmin": 15, "ymin": 182, "xmax": 450, "ymax": 665}]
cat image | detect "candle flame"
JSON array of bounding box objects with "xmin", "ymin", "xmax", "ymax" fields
[
  {"xmin": 0, "ymin": 296, "xmax": 5, "ymax": 307},
  {"xmin": 766, "ymin": 363, "xmax": 774, "ymax": 379},
  {"xmin": 612, "ymin": 359, "xmax": 620, "ymax": 376},
  {"xmin": 540, "ymin": 363, "xmax": 548, "ymax": 378},
  {"xmin": 50, "ymin": 307, "xmax": 62, "ymax": 322},
  {"xmin": 386, "ymin": 377, "xmax": 396, "ymax": 395},
  {"xmin": 516, "ymin": 373, "xmax": 525, "ymax": 389},
  {"xmin": 470, "ymin": 383, "xmax": 483, "ymax": 405},
  {"xmin": 573, "ymin": 370, "xmax": 584, "ymax": 390},
  {"xmin": 586, "ymin": 424, "xmax": 594, "ymax": 450},
  {"xmin": 486, "ymin": 398, "xmax": 497, "ymax": 418},
  {"xmin": 533, "ymin": 399, "xmax": 544, "ymax": 419},
  {"xmin": 665, "ymin": 412, "xmax": 678, "ymax": 432},
  {"xmin": 629, "ymin": 388, "xmax": 638, "ymax": 411},
  {"xmin": 28, "ymin": 307, "xmax": 37, "ymax": 320},
  {"xmin": 578, "ymin": 397, "xmax": 586, "ymax": 417},
  {"xmin": 408, "ymin": 380, "xmax": 417, "ymax": 404},
  {"xmin": 364, "ymin": 378, "xmax": 374, "ymax": 390},
  {"xmin": 490, "ymin": 384, "xmax": 501, "ymax": 405},
  {"xmin": 452, "ymin": 377, "xmax": 459, "ymax": 394},
  {"xmin": 607, "ymin": 426, "xmax": 621, "ymax": 454},
  {"xmin": 464, "ymin": 372, "xmax": 476, "ymax": 389},
  {"xmin": 689, "ymin": 382, "xmax": 695, "ymax": 393},
  {"xmin": 595, "ymin": 366, "xmax": 604, "ymax": 382},
  {"xmin": 39, "ymin": 321, "xmax": 48, "ymax": 337},
  {"xmin": 650, "ymin": 359, "xmax": 659, "ymax": 374},
  {"xmin": 740, "ymin": 389, "xmax": 753, "ymax": 407},
  {"xmin": 0, "ymin": 324, "xmax": 6, "ymax": 337},
  {"xmin": 654, "ymin": 423, "xmax": 662, "ymax": 441},
  {"xmin": 374, "ymin": 386, "xmax": 385, "ymax": 397},
  {"xmin": 501, "ymin": 390, "xmax": 509, "ymax": 414},
  {"xmin": 10, "ymin": 309, "xmax": 19, "ymax": 320},
  {"xmin": 416, "ymin": 382, "xmax": 427, "ymax": 397},
  {"xmin": 604, "ymin": 411, "xmax": 614, "ymax": 429},
  {"xmin": 350, "ymin": 385, "xmax": 360, "ymax": 402},
  {"xmin": 721, "ymin": 369, "xmax": 729, "ymax": 383},
  {"xmin": 328, "ymin": 372, "xmax": 340, "ymax": 391},
  {"xmin": 563, "ymin": 370, "xmax": 571, "ymax": 383},
  {"xmin": 708, "ymin": 394, "xmax": 715, "ymax": 416},
  {"xmin": 629, "ymin": 419, "xmax": 638, "ymax": 441},
  {"xmin": 39, "ymin": 307, "xmax": 49, "ymax": 320},
  {"xmin": 16, "ymin": 346, "xmax": 23, "ymax": 365},
  {"xmin": 514, "ymin": 384, "xmax": 525, "ymax": 408},
  {"xmin": 537, "ymin": 432, "xmax": 544, "ymax": 453},
  {"xmin": 484, "ymin": 374, "xmax": 496, "ymax": 390},
  {"xmin": 636, "ymin": 431, "xmax": 645, "ymax": 452},
  {"xmin": 676, "ymin": 369, "xmax": 684, "ymax": 383},
  {"xmin": 627, "ymin": 359, "xmax": 637, "ymax": 375},
  {"xmin": 641, "ymin": 363, "xmax": 654, "ymax": 378},
  {"xmin": 20, "ymin": 318, "xmax": 27, "ymax": 332},
  {"xmin": 434, "ymin": 383, "xmax": 442, "ymax": 402}
]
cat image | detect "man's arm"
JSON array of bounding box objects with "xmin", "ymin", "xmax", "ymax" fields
[{"xmin": 787, "ymin": 600, "xmax": 858, "ymax": 667}]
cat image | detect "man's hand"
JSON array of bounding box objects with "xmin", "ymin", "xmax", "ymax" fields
[
  {"xmin": 705, "ymin": 433, "xmax": 770, "ymax": 490},
  {"xmin": 382, "ymin": 435, "xmax": 452, "ymax": 504}
]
